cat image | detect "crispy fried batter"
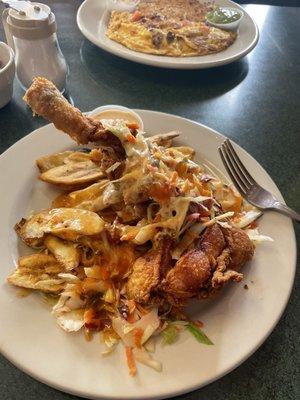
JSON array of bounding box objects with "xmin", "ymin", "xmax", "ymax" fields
[
  {"xmin": 198, "ymin": 223, "xmax": 226, "ymax": 262},
  {"xmin": 163, "ymin": 248, "xmax": 211, "ymax": 298},
  {"xmin": 222, "ymin": 226, "xmax": 254, "ymax": 271},
  {"xmin": 127, "ymin": 248, "xmax": 161, "ymax": 303},
  {"xmin": 127, "ymin": 234, "xmax": 172, "ymax": 303},
  {"xmin": 211, "ymin": 248, "xmax": 243, "ymax": 288},
  {"xmin": 163, "ymin": 224, "xmax": 254, "ymax": 299},
  {"xmin": 24, "ymin": 78, "xmax": 126, "ymax": 177},
  {"xmin": 23, "ymin": 77, "xmax": 106, "ymax": 144},
  {"xmin": 210, "ymin": 227, "xmax": 254, "ymax": 289}
]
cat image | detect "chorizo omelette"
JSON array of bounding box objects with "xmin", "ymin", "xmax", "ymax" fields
[{"xmin": 106, "ymin": 0, "xmax": 237, "ymax": 57}]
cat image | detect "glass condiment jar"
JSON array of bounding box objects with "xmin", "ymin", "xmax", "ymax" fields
[{"xmin": 2, "ymin": 2, "xmax": 68, "ymax": 91}]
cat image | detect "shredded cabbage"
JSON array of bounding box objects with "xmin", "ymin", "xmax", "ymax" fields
[
  {"xmin": 233, "ymin": 209, "xmax": 262, "ymax": 229},
  {"xmin": 172, "ymin": 211, "xmax": 234, "ymax": 259},
  {"xmin": 57, "ymin": 273, "xmax": 80, "ymax": 283},
  {"xmin": 144, "ymin": 337, "xmax": 156, "ymax": 353},
  {"xmin": 246, "ymin": 228, "xmax": 273, "ymax": 243},
  {"xmin": 112, "ymin": 308, "xmax": 159, "ymax": 347},
  {"xmin": 56, "ymin": 309, "xmax": 84, "ymax": 332},
  {"xmin": 133, "ymin": 197, "xmax": 190, "ymax": 244},
  {"xmin": 162, "ymin": 324, "xmax": 178, "ymax": 345},
  {"xmin": 132, "ymin": 348, "xmax": 162, "ymax": 372}
]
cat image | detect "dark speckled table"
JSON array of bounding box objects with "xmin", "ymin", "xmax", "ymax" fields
[{"xmin": 0, "ymin": 1, "xmax": 299, "ymax": 399}]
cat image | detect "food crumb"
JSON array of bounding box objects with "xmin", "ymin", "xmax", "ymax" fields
[{"xmin": 244, "ymin": 284, "xmax": 249, "ymax": 290}]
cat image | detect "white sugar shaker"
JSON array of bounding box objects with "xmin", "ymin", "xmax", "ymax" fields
[{"xmin": 2, "ymin": 2, "xmax": 68, "ymax": 91}]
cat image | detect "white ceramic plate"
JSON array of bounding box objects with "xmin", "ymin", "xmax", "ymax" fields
[
  {"xmin": 76, "ymin": 0, "xmax": 259, "ymax": 69},
  {"xmin": 0, "ymin": 109, "xmax": 296, "ymax": 399}
]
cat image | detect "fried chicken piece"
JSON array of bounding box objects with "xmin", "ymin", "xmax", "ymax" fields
[
  {"xmin": 163, "ymin": 248, "xmax": 211, "ymax": 298},
  {"xmin": 210, "ymin": 226, "xmax": 254, "ymax": 289},
  {"xmin": 198, "ymin": 223, "xmax": 226, "ymax": 262},
  {"xmin": 24, "ymin": 77, "xmax": 126, "ymax": 176},
  {"xmin": 211, "ymin": 248, "xmax": 243, "ymax": 288},
  {"xmin": 24, "ymin": 77, "xmax": 106, "ymax": 144},
  {"xmin": 222, "ymin": 226, "xmax": 254, "ymax": 271},
  {"xmin": 163, "ymin": 224, "xmax": 254, "ymax": 299},
  {"xmin": 127, "ymin": 234, "xmax": 172, "ymax": 303},
  {"xmin": 163, "ymin": 224, "xmax": 224, "ymax": 299}
]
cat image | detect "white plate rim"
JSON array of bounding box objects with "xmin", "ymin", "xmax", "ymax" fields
[
  {"xmin": 76, "ymin": 0, "xmax": 259, "ymax": 70},
  {"xmin": 0, "ymin": 109, "xmax": 296, "ymax": 400}
]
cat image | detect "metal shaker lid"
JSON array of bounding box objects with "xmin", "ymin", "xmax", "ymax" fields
[{"xmin": 6, "ymin": 2, "xmax": 56, "ymax": 40}]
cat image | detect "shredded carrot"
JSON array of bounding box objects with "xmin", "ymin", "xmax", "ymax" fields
[
  {"xmin": 248, "ymin": 220, "xmax": 258, "ymax": 229},
  {"xmin": 125, "ymin": 347, "xmax": 137, "ymax": 376},
  {"xmin": 127, "ymin": 313, "xmax": 137, "ymax": 324},
  {"xmin": 131, "ymin": 10, "xmax": 142, "ymax": 22},
  {"xmin": 134, "ymin": 328, "xmax": 144, "ymax": 348},
  {"xmin": 126, "ymin": 299, "xmax": 136, "ymax": 314},
  {"xmin": 136, "ymin": 304, "xmax": 148, "ymax": 316},
  {"xmin": 100, "ymin": 266, "xmax": 110, "ymax": 280},
  {"xmin": 84, "ymin": 308, "xmax": 95, "ymax": 323},
  {"xmin": 176, "ymin": 161, "xmax": 188, "ymax": 177},
  {"xmin": 149, "ymin": 181, "xmax": 173, "ymax": 203},
  {"xmin": 231, "ymin": 195, "xmax": 243, "ymax": 213},
  {"xmin": 127, "ymin": 134, "xmax": 137, "ymax": 143},
  {"xmin": 126, "ymin": 122, "xmax": 139, "ymax": 130},
  {"xmin": 147, "ymin": 164, "xmax": 158, "ymax": 173},
  {"xmin": 84, "ymin": 308, "xmax": 101, "ymax": 331},
  {"xmin": 153, "ymin": 214, "xmax": 162, "ymax": 222},
  {"xmin": 170, "ymin": 171, "xmax": 178, "ymax": 185},
  {"xmin": 194, "ymin": 320, "xmax": 204, "ymax": 329},
  {"xmin": 198, "ymin": 182, "xmax": 212, "ymax": 197}
]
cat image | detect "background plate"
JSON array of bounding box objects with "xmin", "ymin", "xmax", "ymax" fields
[{"xmin": 76, "ymin": 0, "xmax": 259, "ymax": 69}]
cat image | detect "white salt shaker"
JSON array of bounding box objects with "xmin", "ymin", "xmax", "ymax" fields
[{"xmin": 2, "ymin": 2, "xmax": 68, "ymax": 91}]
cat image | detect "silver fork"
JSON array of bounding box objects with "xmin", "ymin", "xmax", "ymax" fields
[{"xmin": 218, "ymin": 139, "xmax": 300, "ymax": 222}]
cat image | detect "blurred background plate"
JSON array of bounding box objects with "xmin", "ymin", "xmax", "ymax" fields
[{"xmin": 76, "ymin": 0, "xmax": 259, "ymax": 69}]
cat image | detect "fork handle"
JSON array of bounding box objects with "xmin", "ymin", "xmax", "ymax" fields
[{"xmin": 272, "ymin": 202, "xmax": 300, "ymax": 222}]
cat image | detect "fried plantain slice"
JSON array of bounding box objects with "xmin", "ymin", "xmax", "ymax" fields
[
  {"xmin": 37, "ymin": 151, "xmax": 72, "ymax": 173},
  {"xmin": 52, "ymin": 180, "xmax": 109, "ymax": 211},
  {"xmin": 16, "ymin": 208, "xmax": 105, "ymax": 245},
  {"xmin": 44, "ymin": 235, "xmax": 80, "ymax": 271},
  {"xmin": 39, "ymin": 160, "xmax": 104, "ymax": 188},
  {"xmin": 7, "ymin": 253, "xmax": 65, "ymax": 293}
]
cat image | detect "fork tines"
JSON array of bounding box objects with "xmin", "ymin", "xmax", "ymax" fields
[{"xmin": 218, "ymin": 139, "xmax": 256, "ymax": 197}]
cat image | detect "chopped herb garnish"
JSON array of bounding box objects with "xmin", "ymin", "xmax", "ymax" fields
[
  {"xmin": 187, "ymin": 323, "xmax": 214, "ymax": 345},
  {"xmin": 162, "ymin": 324, "xmax": 178, "ymax": 345}
]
